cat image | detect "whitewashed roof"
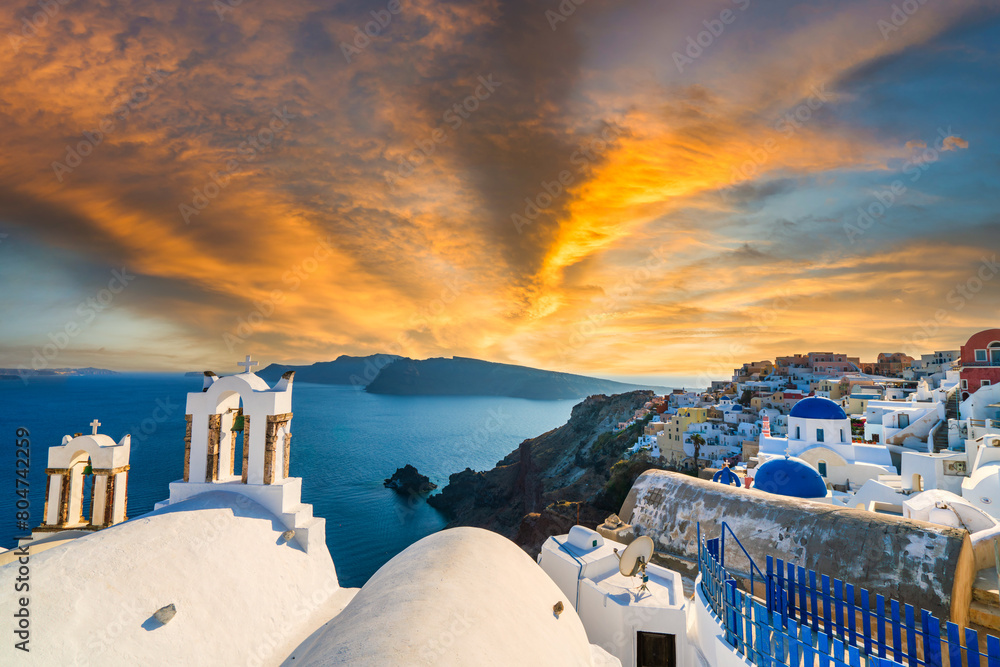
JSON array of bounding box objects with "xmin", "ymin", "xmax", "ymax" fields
[
  {"xmin": 287, "ymin": 527, "xmax": 616, "ymax": 666},
  {"xmin": 0, "ymin": 491, "xmax": 354, "ymax": 666}
]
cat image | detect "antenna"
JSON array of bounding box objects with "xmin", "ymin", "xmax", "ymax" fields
[{"xmin": 615, "ymin": 535, "xmax": 654, "ymax": 598}]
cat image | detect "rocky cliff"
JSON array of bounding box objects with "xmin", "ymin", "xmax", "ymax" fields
[{"xmin": 428, "ymin": 390, "xmax": 668, "ymax": 555}]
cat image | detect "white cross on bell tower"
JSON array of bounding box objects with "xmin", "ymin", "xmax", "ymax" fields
[
  {"xmin": 90, "ymin": 419, "xmax": 101, "ymax": 435},
  {"xmin": 237, "ymin": 354, "xmax": 259, "ymax": 374}
]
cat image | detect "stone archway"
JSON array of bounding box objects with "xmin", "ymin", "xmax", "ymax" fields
[
  {"xmin": 185, "ymin": 388, "xmax": 249, "ymax": 484},
  {"xmin": 64, "ymin": 450, "xmax": 91, "ymax": 526}
]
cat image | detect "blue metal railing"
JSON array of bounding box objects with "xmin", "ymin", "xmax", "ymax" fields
[
  {"xmin": 697, "ymin": 522, "xmax": 1000, "ymax": 667},
  {"xmin": 720, "ymin": 520, "xmax": 767, "ymax": 598}
]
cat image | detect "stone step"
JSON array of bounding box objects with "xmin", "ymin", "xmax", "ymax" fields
[
  {"xmin": 974, "ymin": 587, "xmax": 1000, "ymax": 606},
  {"xmin": 296, "ymin": 514, "xmax": 323, "ymax": 531},
  {"xmin": 974, "ymin": 568, "xmax": 998, "ymax": 605},
  {"xmin": 280, "ymin": 502, "xmax": 314, "ymax": 528},
  {"xmin": 972, "ymin": 588, "xmax": 1000, "ymax": 613},
  {"xmin": 877, "ymin": 474, "xmax": 903, "ymax": 489},
  {"xmin": 289, "ymin": 515, "xmax": 326, "ymax": 554},
  {"xmin": 970, "ymin": 601, "xmax": 1000, "ymax": 633}
]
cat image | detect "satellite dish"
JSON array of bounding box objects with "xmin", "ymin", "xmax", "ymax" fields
[{"xmin": 618, "ymin": 535, "xmax": 654, "ymax": 577}]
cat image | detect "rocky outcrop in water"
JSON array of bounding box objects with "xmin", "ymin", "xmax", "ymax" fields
[{"xmin": 384, "ymin": 464, "xmax": 437, "ymax": 496}]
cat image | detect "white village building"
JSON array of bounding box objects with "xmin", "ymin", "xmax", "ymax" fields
[
  {"xmin": 757, "ymin": 396, "xmax": 895, "ymax": 486},
  {"xmin": 538, "ymin": 526, "xmax": 689, "ymax": 667}
]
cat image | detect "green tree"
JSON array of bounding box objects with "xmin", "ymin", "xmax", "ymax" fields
[
  {"xmin": 690, "ymin": 433, "xmax": 706, "ymax": 475},
  {"xmin": 739, "ymin": 389, "xmax": 754, "ymax": 407}
]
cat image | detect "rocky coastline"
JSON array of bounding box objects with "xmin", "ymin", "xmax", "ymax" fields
[{"xmin": 427, "ymin": 390, "xmax": 676, "ymax": 556}]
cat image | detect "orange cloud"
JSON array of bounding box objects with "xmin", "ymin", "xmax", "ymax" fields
[{"xmin": 0, "ymin": 0, "xmax": 994, "ymax": 379}]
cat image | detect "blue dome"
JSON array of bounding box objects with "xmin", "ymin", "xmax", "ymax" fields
[
  {"xmin": 753, "ymin": 457, "xmax": 827, "ymax": 499},
  {"xmin": 789, "ymin": 396, "xmax": 847, "ymax": 420}
]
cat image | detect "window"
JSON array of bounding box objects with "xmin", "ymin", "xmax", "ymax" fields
[
  {"xmin": 816, "ymin": 428, "xmax": 825, "ymax": 442},
  {"xmin": 637, "ymin": 632, "xmax": 676, "ymax": 667},
  {"xmin": 961, "ymin": 379, "xmax": 968, "ymax": 390},
  {"xmin": 795, "ymin": 426, "xmax": 801, "ymax": 439},
  {"xmin": 976, "ymin": 349, "xmax": 988, "ymax": 362},
  {"xmin": 818, "ymin": 461, "xmax": 827, "ymax": 477},
  {"xmin": 839, "ymin": 429, "xmax": 845, "ymax": 443},
  {"xmin": 984, "ymin": 380, "xmax": 992, "ymax": 387}
]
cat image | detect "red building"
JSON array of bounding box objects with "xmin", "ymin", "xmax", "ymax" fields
[{"xmin": 959, "ymin": 328, "xmax": 1000, "ymax": 400}]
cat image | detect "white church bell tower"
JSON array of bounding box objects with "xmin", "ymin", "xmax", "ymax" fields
[
  {"xmin": 155, "ymin": 356, "xmax": 326, "ymax": 554},
  {"xmin": 35, "ymin": 420, "xmax": 131, "ymax": 537}
]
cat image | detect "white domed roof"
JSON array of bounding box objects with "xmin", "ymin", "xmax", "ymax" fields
[
  {"xmin": 289, "ymin": 527, "xmax": 607, "ymax": 666},
  {"xmin": 0, "ymin": 492, "xmax": 353, "ymax": 665}
]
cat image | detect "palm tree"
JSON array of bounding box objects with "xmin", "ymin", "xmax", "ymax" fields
[{"xmin": 690, "ymin": 433, "xmax": 706, "ymax": 475}]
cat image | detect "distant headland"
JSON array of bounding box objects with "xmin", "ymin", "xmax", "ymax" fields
[
  {"xmin": 0, "ymin": 367, "xmax": 118, "ymax": 380},
  {"xmin": 257, "ymin": 354, "xmax": 402, "ymax": 386},
  {"xmin": 258, "ymin": 354, "xmax": 670, "ymax": 400}
]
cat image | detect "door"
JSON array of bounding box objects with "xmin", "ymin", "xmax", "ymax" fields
[{"xmin": 636, "ymin": 631, "xmax": 676, "ymax": 667}]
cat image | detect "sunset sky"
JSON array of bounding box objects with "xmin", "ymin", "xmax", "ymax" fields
[{"xmin": 1, "ymin": 0, "xmax": 998, "ymax": 380}]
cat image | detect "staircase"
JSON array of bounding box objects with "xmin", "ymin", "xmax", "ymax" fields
[
  {"xmin": 971, "ymin": 568, "xmax": 1000, "ymax": 633},
  {"xmin": 877, "ymin": 473, "xmax": 903, "ymax": 491},
  {"xmin": 929, "ymin": 388, "xmax": 961, "ymax": 453},
  {"xmin": 946, "ymin": 387, "xmax": 960, "ymax": 420},
  {"xmin": 932, "ymin": 420, "xmax": 950, "ymax": 452}
]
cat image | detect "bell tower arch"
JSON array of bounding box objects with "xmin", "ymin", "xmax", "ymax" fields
[
  {"xmin": 157, "ymin": 356, "xmax": 324, "ymax": 554},
  {"xmin": 35, "ymin": 420, "xmax": 131, "ymax": 537}
]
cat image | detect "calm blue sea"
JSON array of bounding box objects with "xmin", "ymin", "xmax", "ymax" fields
[{"xmin": 0, "ymin": 374, "xmax": 576, "ymax": 587}]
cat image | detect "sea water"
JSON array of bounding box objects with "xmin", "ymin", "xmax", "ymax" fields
[{"xmin": 0, "ymin": 374, "xmax": 576, "ymax": 587}]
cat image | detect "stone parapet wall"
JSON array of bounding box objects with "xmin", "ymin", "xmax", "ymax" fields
[{"xmin": 621, "ymin": 470, "xmax": 975, "ymax": 626}]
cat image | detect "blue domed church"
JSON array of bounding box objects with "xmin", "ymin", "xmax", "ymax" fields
[
  {"xmin": 752, "ymin": 456, "xmax": 828, "ymax": 499},
  {"xmin": 756, "ymin": 396, "xmax": 895, "ymax": 492}
]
